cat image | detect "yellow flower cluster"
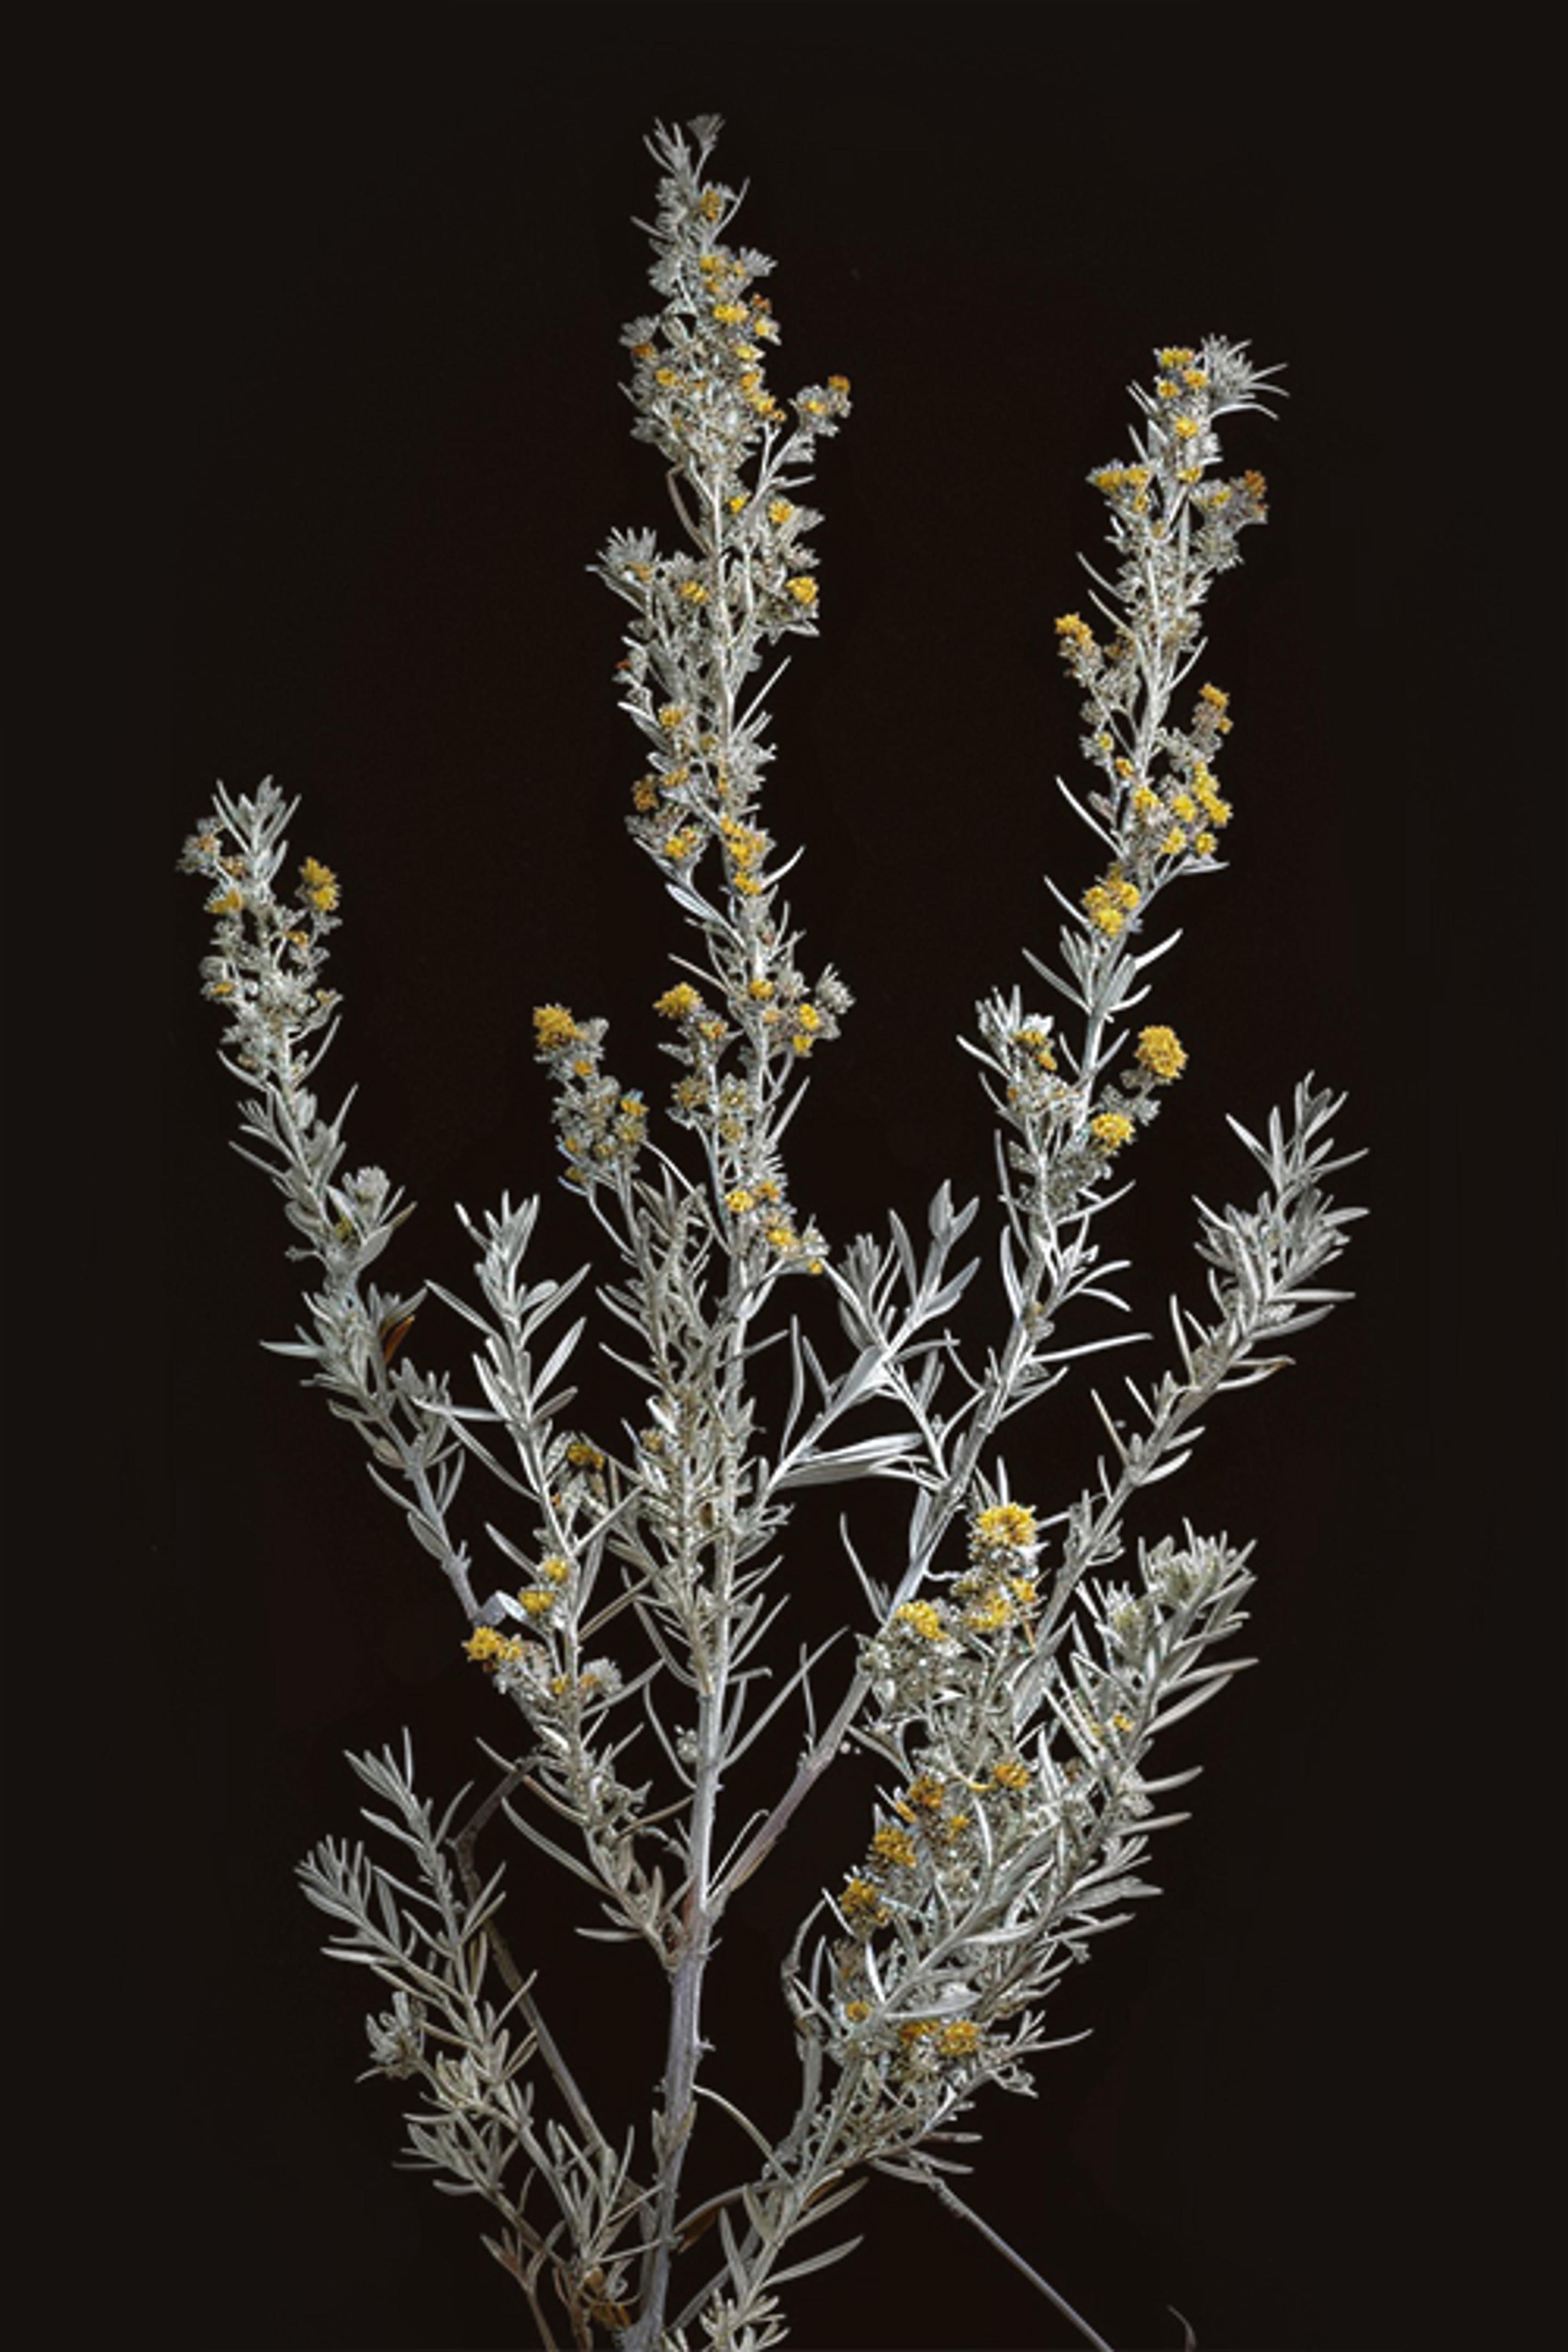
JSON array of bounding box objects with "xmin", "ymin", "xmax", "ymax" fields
[
  {"xmin": 893, "ymin": 1600, "xmax": 946, "ymax": 1640},
  {"xmin": 902, "ymin": 1773, "xmax": 946, "ymax": 1814},
  {"xmin": 463, "ymin": 1625, "xmax": 528, "ymax": 1671},
  {"xmin": 963, "ymin": 1589, "xmax": 1013, "ymax": 1633},
  {"xmin": 298, "ymin": 856, "xmax": 339, "ymax": 914},
  {"xmin": 654, "ymin": 982, "xmax": 701, "ymax": 1019},
  {"xmin": 1135, "ymin": 1025, "xmax": 1187, "ymax": 1081},
  {"xmin": 1082, "ymin": 868, "xmax": 1141, "ymax": 937},
  {"xmin": 1092, "ymin": 463, "xmax": 1152, "ymax": 514},
  {"xmin": 533, "ymin": 1003, "xmax": 583, "ymax": 1054},
  {"xmin": 839, "ymin": 1876, "xmax": 888, "ymax": 1928},
  {"xmin": 871, "ymin": 1825, "xmax": 917, "ymax": 1869},
  {"xmin": 718, "ymin": 813, "xmax": 769, "ymax": 897},
  {"xmin": 896, "ymin": 2017, "xmax": 980, "ymax": 2060},
  {"xmin": 791, "ymin": 1002, "xmax": 822, "ymax": 1055},
  {"xmin": 973, "ymin": 1502, "xmax": 1037, "ymax": 1551},
  {"xmin": 1013, "ymin": 1025, "xmax": 1056, "ymax": 1071},
  {"xmin": 1091, "ymin": 1111, "xmax": 1135, "ymax": 1153}
]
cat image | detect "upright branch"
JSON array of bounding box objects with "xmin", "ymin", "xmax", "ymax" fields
[{"xmin": 181, "ymin": 115, "xmax": 1359, "ymax": 2352}]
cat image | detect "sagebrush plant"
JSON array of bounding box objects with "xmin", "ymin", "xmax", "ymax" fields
[{"xmin": 180, "ymin": 118, "xmax": 1361, "ymax": 2352}]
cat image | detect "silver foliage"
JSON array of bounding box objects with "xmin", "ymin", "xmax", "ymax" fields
[{"xmin": 180, "ymin": 115, "xmax": 1359, "ymax": 2352}]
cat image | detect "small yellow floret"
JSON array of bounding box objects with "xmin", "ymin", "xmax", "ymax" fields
[
  {"xmin": 299, "ymin": 856, "xmax": 339, "ymax": 912},
  {"xmin": 894, "ymin": 1601, "xmax": 945, "ymax": 1640},
  {"xmin": 872, "ymin": 1826, "xmax": 917, "ymax": 1869},
  {"xmin": 1091, "ymin": 1112, "xmax": 1135, "ymax": 1152},
  {"xmin": 533, "ymin": 1004, "xmax": 582, "ymax": 1052},
  {"xmin": 974, "ymin": 1502, "xmax": 1037, "ymax": 1550},
  {"xmin": 655, "ymin": 982, "xmax": 701, "ymax": 1019},
  {"xmin": 840, "ymin": 1877, "xmax": 887, "ymax": 1925},
  {"xmin": 464, "ymin": 1625, "xmax": 525, "ymax": 1670},
  {"xmin": 1082, "ymin": 886, "xmax": 1124, "ymax": 938},
  {"xmin": 1136, "ymin": 1025, "xmax": 1187, "ymax": 1082},
  {"xmin": 785, "ymin": 576, "xmax": 818, "ymax": 607}
]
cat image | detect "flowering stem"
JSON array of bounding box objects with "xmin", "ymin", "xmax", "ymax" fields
[{"xmin": 714, "ymin": 1242, "xmax": 1059, "ymax": 1909}]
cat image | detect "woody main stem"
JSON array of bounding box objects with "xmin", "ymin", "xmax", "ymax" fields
[{"xmin": 623, "ymin": 1695, "xmax": 722, "ymax": 2352}]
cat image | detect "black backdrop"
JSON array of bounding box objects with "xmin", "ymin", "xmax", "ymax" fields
[{"xmin": 136, "ymin": 10, "xmax": 1559, "ymax": 2350}]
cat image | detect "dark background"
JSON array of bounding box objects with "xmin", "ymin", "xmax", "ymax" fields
[{"xmin": 118, "ymin": 8, "xmax": 1558, "ymax": 2349}]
